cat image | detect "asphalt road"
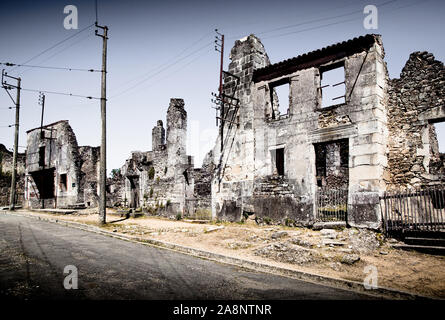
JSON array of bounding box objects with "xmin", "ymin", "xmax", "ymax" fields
[{"xmin": 0, "ymin": 213, "xmax": 375, "ymax": 300}]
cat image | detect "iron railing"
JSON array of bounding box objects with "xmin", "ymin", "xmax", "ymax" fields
[
  {"xmin": 315, "ymin": 187, "xmax": 348, "ymax": 222},
  {"xmin": 380, "ymin": 186, "xmax": 445, "ymax": 234}
]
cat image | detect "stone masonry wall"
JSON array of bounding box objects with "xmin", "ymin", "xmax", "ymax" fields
[
  {"xmin": 250, "ymin": 35, "xmax": 388, "ymax": 229},
  {"xmin": 25, "ymin": 121, "xmax": 99, "ymax": 209},
  {"xmin": 0, "ymin": 144, "xmax": 25, "ymax": 206},
  {"xmin": 387, "ymin": 51, "xmax": 445, "ymax": 190},
  {"xmin": 120, "ymin": 98, "xmax": 211, "ymax": 218},
  {"xmin": 211, "ymin": 35, "xmax": 272, "ymax": 221}
]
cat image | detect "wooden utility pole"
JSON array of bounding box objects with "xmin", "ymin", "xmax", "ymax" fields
[
  {"xmin": 38, "ymin": 92, "xmax": 45, "ymax": 138},
  {"xmin": 95, "ymin": 23, "xmax": 108, "ymax": 225},
  {"xmin": 1, "ymin": 70, "xmax": 21, "ymax": 210},
  {"xmin": 215, "ymin": 30, "xmax": 224, "ymax": 152}
]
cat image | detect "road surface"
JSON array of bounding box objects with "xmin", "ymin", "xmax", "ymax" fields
[{"xmin": 0, "ymin": 213, "xmax": 375, "ymax": 300}]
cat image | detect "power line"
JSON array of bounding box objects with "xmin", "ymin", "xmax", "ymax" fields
[
  {"xmin": 110, "ymin": 41, "xmax": 213, "ymax": 99},
  {"xmin": 219, "ymin": 0, "xmax": 364, "ymax": 34},
  {"xmin": 20, "ymin": 87, "xmax": 101, "ymax": 100},
  {"xmin": 112, "ymin": 31, "xmax": 213, "ymax": 91},
  {"xmin": 95, "ymin": 0, "xmax": 99, "ymax": 23},
  {"xmin": 7, "ymin": 23, "xmax": 95, "ymax": 73},
  {"xmin": 110, "ymin": 48, "xmax": 212, "ymax": 103},
  {"xmin": 228, "ymin": 0, "xmax": 398, "ymax": 40},
  {"xmin": 260, "ymin": 0, "xmax": 424, "ymax": 40},
  {"xmin": 19, "ymin": 33, "xmax": 95, "ymax": 75},
  {"xmin": 1, "ymin": 62, "xmax": 101, "ymax": 73},
  {"xmin": 262, "ymin": 17, "xmax": 361, "ymax": 40}
]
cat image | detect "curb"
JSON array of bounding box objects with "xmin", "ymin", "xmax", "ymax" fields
[{"xmin": 2, "ymin": 210, "xmax": 431, "ymax": 300}]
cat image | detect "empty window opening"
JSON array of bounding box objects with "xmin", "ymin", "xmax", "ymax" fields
[
  {"xmin": 183, "ymin": 170, "xmax": 190, "ymax": 185},
  {"xmin": 320, "ymin": 63, "xmax": 346, "ymax": 108},
  {"xmin": 315, "ymin": 139, "xmax": 349, "ymax": 188},
  {"xmin": 127, "ymin": 176, "xmax": 140, "ymax": 209},
  {"xmin": 270, "ymin": 80, "xmax": 289, "ymax": 119},
  {"xmin": 271, "ymin": 147, "xmax": 285, "ymax": 176},
  {"xmin": 30, "ymin": 168, "xmax": 55, "ymax": 199},
  {"xmin": 430, "ymin": 122, "xmax": 445, "ymax": 177},
  {"xmin": 38, "ymin": 146, "xmax": 45, "ymax": 167},
  {"xmin": 434, "ymin": 122, "xmax": 445, "ymax": 153},
  {"xmin": 59, "ymin": 174, "xmax": 67, "ymax": 192}
]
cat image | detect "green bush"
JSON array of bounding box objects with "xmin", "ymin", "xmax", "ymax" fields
[
  {"xmin": 285, "ymin": 218, "xmax": 295, "ymax": 227},
  {"xmin": 110, "ymin": 168, "xmax": 121, "ymax": 179},
  {"xmin": 148, "ymin": 167, "xmax": 155, "ymax": 180},
  {"xmin": 176, "ymin": 213, "xmax": 182, "ymax": 220}
]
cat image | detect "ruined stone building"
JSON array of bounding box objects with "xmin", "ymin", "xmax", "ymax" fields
[
  {"xmin": 0, "ymin": 143, "xmax": 25, "ymax": 206},
  {"xmin": 17, "ymin": 33, "xmax": 444, "ymax": 230},
  {"xmin": 24, "ymin": 120, "xmax": 100, "ymax": 209},
  {"xmin": 118, "ymin": 98, "xmax": 214, "ymax": 218},
  {"xmin": 211, "ymin": 34, "xmax": 445, "ymax": 229}
]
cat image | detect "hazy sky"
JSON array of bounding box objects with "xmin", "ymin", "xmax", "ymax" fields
[{"xmin": 1, "ymin": 0, "xmax": 444, "ymax": 173}]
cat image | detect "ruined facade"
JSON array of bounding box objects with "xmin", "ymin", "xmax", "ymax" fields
[
  {"xmin": 119, "ymin": 98, "xmax": 214, "ymax": 218},
  {"xmin": 211, "ymin": 34, "xmax": 444, "ymax": 229},
  {"xmin": 386, "ymin": 51, "xmax": 445, "ymax": 189},
  {"xmin": 17, "ymin": 34, "xmax": 444, "ymax": 230},
  {"xmin": 0, "ymin": 144, "xmax": 25, "ymax": 206},
  {"xmin": 24, "ymin": 120, "xmax": 100, "ymax": 209}
]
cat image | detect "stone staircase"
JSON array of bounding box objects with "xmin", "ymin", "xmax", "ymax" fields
[{"xmin": 392, "ymin": 232, "xmax": 445, "ymax": 256}]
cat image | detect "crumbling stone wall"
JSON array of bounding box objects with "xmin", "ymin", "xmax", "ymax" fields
[
  {"xmin": 211, "ymin": 35, "xmax": 272, "ymax": 222},
  {"xmin": 25, "ymin": 121, "xmax": 99, "ymax": 209},
  {"xmin": 185, "ymin": 150, "xmax": 214, "ymax": 219},
  {"xmin": 107, "ymin": 168, "xmax": 124, "ymax": 207},
  {"xmin": 212, "ymin": 34, "xmax": 389, "ymax": 229},
  {"xmin": 120, "ymin": 98, "xmax": 213, "ymax": 218},
  {"xmin": 387, "ymin": 51, "xmax": 445, "ymax": 190},
  {"xmin": 152, "ymin": 120, "xmax": 165, "ymax": 152},
  {"xmin": 0, "ymin": 144, "xmax": 25, "ymax": 206},
  {"xmin": 79, "ymin": 146, "xmax": 100, "ymax": 207}
]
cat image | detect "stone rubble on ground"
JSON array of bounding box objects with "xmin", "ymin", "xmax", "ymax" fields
[
  {"xmin": 254, "ymin": 241, "xmax": 324, "ymax": 265},
  {"xmin": 271, "ymin": 231, "xmax": 288, "ymax": 239},
  {"xmin": 341, "ymin": 254, "xmax": 361, "ymax": 265},
  {"xmin": 204, "ymin": 226, "xmax": 224, "ymax": 233}
]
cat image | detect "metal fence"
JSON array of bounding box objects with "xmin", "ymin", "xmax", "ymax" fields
[
  {"xmin": 315, "ymin": 187, "xmax": 348, "ymax": 222},
  {"xmin": 380, "ymin": 186, "xmax": 445, "ymax": 234}
]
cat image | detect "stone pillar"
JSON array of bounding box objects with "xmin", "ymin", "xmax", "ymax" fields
[
  {"xmin": 152, "ymin": 120, "xmax": 165, "ymax": 151},
  {"xmin": 166, "ymin": 98, "xmax": 187, "ymax": 176},
  {"xmin": 165, "ymin": 98, "xmax": 188, "ymax": 213}
]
